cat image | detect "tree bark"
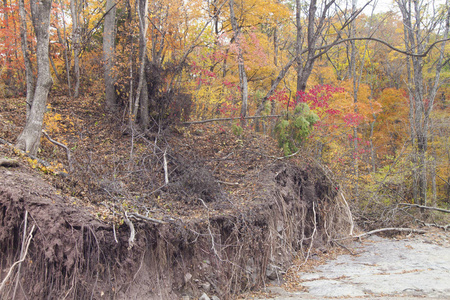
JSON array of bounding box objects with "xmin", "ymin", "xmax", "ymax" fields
[
  {"xmin": 70, "ymin": 0, "xmax": 81, "ymax": 98},
  {"xmin": 103, "ymin": 0, "xmax": 117, "ymax": 110},
  {"xmin": 16, "ymin": 0, "xmax": 53, "ymax": 156},
  {"xmin": 295, "ymin": 0, "xmax": 302, "ymax": 94},
  {"xmin": 229, "ymin": 0, "xmax": 248, "ymax": 125},
  {"xmin": 18, "ymin": 0, "xmax": 34, "ymax": 119},
  {"xmin": 133, "ymin": 0, "xmax": 150, "ymax": 127},
  {"xmin": 56, "ymin": 0, "xmax": 72, "ymax": 97}
]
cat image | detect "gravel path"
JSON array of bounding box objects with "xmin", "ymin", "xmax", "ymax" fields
[{"xmin": 256, "ymin": 230, "xmax": 450, "ymax": 299}]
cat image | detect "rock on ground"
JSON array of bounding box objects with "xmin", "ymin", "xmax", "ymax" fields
[{"xmin": 255, "ymin": 231, "xmax": 450, "ymax": 299}]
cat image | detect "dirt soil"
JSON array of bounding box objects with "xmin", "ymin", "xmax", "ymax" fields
[{"xmin": 0, "ymin": 96, "xmax": 353, "ymax": 300}]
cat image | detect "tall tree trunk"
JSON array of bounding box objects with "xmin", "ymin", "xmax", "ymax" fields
[
  {"xmin": 56, "ymin": 0, "xmax": 72, "ymax": 97},
  {"xmin": 133, "ymin": 0, "xmax": 149, "ymax": 127},
  {"xmin": 396, "ymin": 0, "xmax": 449, "ymax": 205},
  {"xmin": 3, "ymin": 0, "xmax": 13, "ymax": 89},
  {"xmin": 350, "ymin": 0, "xmax": 359, "ymax": 198},
  {"xmin": 50, "ymin": 54, "xmax": 62, "ymax": 82},
  {"xmin": 103, "ymin": 0, "xmax": 117, "ymax": 110},
  {"xmin": 16, "ymin": 0, "xmax": 53, "ymax": 156},
  {"xmin": 70, "ymin": 0, "xmax": 81, "ymax": 98},
  {"xmin": 229, "ymin": 0, "xmax": 248, "ymax": 125},
  {"xmin": 18, "ymin": 0, "xmax": 34, "ymax": 119},
  {"xmin": 296, "ymin": 0, "xmax": 336, "ymax": 92},
  {"xmin": 295, "ymin": 0, "xmax": 303, "ymax": 94}
]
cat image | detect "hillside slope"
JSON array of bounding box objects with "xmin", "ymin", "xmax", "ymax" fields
[{"xmin": 0, "ymin": 96, "xmax": 352, "ymax": 299}]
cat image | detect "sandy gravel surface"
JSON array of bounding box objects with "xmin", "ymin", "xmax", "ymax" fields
[{"xmin": 255, "ymin": 229, "xmax": 450, "ymax": 299}]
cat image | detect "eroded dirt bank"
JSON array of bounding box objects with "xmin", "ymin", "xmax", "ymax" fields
[{"xmin": 0, "ymin": 157, "xmax": 351, "ymax": 299}]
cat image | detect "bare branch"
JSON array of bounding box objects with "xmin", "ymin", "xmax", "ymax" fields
[
  {"xmin": 42, "ymin": 130, "xmax": 72, "ymax": 172},
  {"xmin": 316, "ymin": 37, "xmax": 450, "ymax": 58},
  {"xmin": 129, "ymin": 212, "xmax": 166, "ymax": 224},
  {"xmin": 399, "ymin": 203, "xmax": 450, "ymax": 214},
  {"xmin": 182, "ymin": 114, "xmax": 281, "ymax": 125},
  {"xmin": 351, "ymin": 227, "xmax": 427, "ymax": 239}
]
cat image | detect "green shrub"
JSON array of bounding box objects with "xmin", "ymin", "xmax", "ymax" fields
[{"xmin": 275, "ymin": 103, "xmax": 319, "ymax": 155}]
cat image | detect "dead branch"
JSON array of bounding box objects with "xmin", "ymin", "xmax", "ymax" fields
[
  {"xmin": 0, "ymin": 224, "xmax": 35, "ymax": 294},
  {"xmin": 182, "ymin": 114, "xmax": 281, "ymax": 125},
  {"xmin": 398, "ymin": 207, "xmax": 449, "ymax": 230},
  {"xmin": 216, "ymin": 180, "xmax": 240, "ymax": 186},
  {"xmin": 42, "ymin": 130, "xmax": 72, "ymax": 172},
  {"xmin": 351, "ymin": 227, "xmax": 427, "ymax": 239},
  {"xmin": 163, "ymin": 148, "xmax": 169, "ymax": 185},
  {"xmin": 399, "ymin": 203, "xmax": 450, "ymax": 214},
  {"xmin": 129, "ymin": 212, "xmax": 166, "ymax": 224},
  {"xmin": 332, "ymin": 240, "xmax": 355, "ymax": 255}
]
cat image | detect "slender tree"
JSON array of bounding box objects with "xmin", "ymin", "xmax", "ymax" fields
[
  {"xmin": 70, "ymin": 0, "xmax": 81, "ymax": 97},
  {"xmin": 16, "ymin": 0, "xmax": 53, "ymax": 155},
  {"xmin": 395, "ymin": 0, "xmax": 450, "ymax": 205},
  {"xmin": 103, "ymin": 0, "xmax": 117, "ymax": 110},
  {"xmin": 229, "ymin": 0, "xmax": 249, "ymax": 124},
  {"xmin": 18, "ymin": 0, "xmax": 34, "ymax": 119}
]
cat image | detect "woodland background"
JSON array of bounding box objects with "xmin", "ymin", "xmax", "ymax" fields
[{"xmin": 0, "ymin": 0, "xmax": 449, "ymax": 222}]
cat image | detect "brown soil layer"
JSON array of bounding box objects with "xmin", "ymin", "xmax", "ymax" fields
[{"xmin": 0, "ymin": 153, "xmax": 351, "ymax": 300}]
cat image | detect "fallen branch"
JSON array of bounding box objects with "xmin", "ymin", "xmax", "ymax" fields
[
  {"xmin": 42, "ymin": 130, "xmax": 72, "ymax": 172},
  {"xmin": 129, "ymin": 212, "xmax": 166, "ymax": 224},
  {"xmin": 163, "ymin": 148, "xmax": 169, "ymax": 185},
  {"xmin": 351, "ymin": 227, "xmax": 427, "ymax": 239},
  {"xmin": 182, "ymin": 114, "xmax": 281, "ymax": 125},
  {"xmin": 216, "ymin": 180, "xmax": 240, "ymax": 186},
  {"xmin": 399, "ymin": 203, "xmax": 450, "ymax": 214},
  {"xmin": 332, "ymin": 240, "xmax": 355, "ymax": 255}
]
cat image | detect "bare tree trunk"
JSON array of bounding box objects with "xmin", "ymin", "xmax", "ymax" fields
[
  {"xmin": 103, "ymin": 0, "xmax": 117, "ymax": 110},
  {"xmin": 3, "ymin": 0, "xmax": 13, "ymax": 89},
  {"xmin": 229, "ymin": 0, "xmax": 248, "ymax": 125},
  {"xmin": 296, "ymin": 0, "xmax": 336, "ymax": 92},
  {"xmin": 56, "ymin": 0, "xmax": 72, "ymax": 97},
  {"xmin": 350, "ymin": 0, "xmax": 359, "ymax": 199},
  {"xmin": 70, "ymin": 0, "xmax": 81, "ymax": 98},
  {"xmin": 18, "ymin": 0, "xmax": 34, "ymax": 120},
  {"xmin": 396, "ymin": 0, "xmax": 449, "ymax": 205},
  {"xmin": 133, "ymin": 0, "xmax": 149, "ymax": 126},
  {"xmin": 295, "ymin": 0, "xmax": 303, "ymax": 94},
  {"xmin": 16, "ymin": 0, "xmax": 53, "ymax": 156},
  {"xmin": 50, "ymin": 55, "xmax": 62, "ymax": 82}
]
